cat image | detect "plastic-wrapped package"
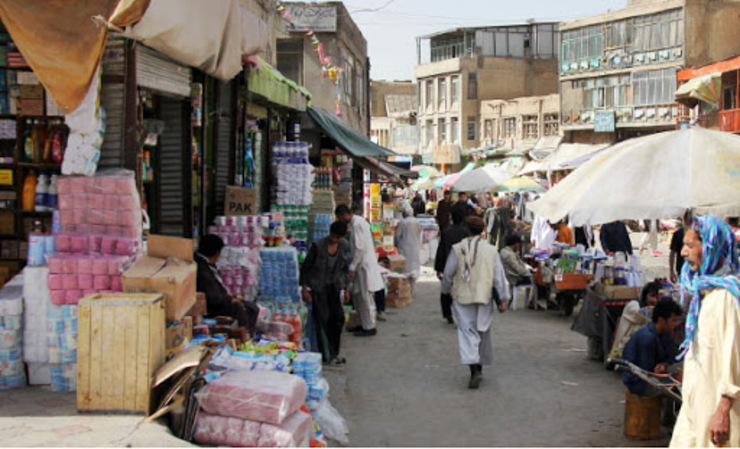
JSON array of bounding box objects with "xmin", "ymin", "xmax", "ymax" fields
[
  {"xmin": 194, "ymin": 410, "xmax": 311, "ymax": 448},
  {"xmin": 22, "ymin": 268, "xmax": 49, "ymax": 364},
  {"xmin": 196, "ymin": 371, "xmax": 308, "ymax": 425},
  {"xmin": 258, "ymin": 248, "xmax": 300, "ymax": 304},
  {"xmin": 49, "ymin": 363, "xmax": 76, "ymax": 392}
]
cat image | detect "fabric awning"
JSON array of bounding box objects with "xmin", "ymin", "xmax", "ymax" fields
[
  {"xmin": 675, "ymin": 73, "xmax": 722, "ymax": 107},
  {"xmin": 248, "ymin": 58, "xmax": 311, "ymax": 111},
  {"xmin": 307, "ymin": 107, "xmax": 395, "ymax": 157},
  {"xmin": 352, "ymin": 156, "xmax": 417, "ymax": 184}
]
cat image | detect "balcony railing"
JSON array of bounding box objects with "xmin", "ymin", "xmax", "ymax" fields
[{"xmin": 720, "ymin": 109, "xmax": 740, "ymax": 133}]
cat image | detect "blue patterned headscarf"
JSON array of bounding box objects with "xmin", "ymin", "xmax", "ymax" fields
[{"xmin": 678, "ymin": 215, "xmax": 740, "ymax": 359}]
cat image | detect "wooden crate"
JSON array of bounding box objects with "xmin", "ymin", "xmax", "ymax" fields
[{"xmin": 77, "ymin": 293, "xmax": 165, "ymax": 415}]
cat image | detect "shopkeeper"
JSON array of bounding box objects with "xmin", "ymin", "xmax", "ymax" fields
[{"xmin": 195, "ymin": 235, "xmax": 260, "ymax": 336}]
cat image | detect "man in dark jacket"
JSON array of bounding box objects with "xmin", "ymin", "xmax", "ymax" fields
[
  {"xmin": 411, "ymin": 193, "xmax": 426, "ymax": 216},
  {"xmin": 436, "ymin": 190, "xmax": 453, "ymax": 234},
  {"xmin": 600, "ymin": 220, "xmax": 634, "ymax": 255},
  {"xmin": 434, "ymin": 206, "xmax": 468, "ymax": 323},
  {"xmin": 300, "ymin": 221, "xmax": 351, "ymax": 365},
  {"xmin": 195, "ymin": 234, "xmax": 260, "ymax": 336}
]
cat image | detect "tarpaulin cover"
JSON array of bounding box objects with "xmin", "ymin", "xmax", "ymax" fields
[
  {"xmin": 0, "ymin": 0, "xmax": 148, "ymax": 114},
  {"xmin": 120, "ymin": 0, "xmax": 267, "ymax": 81},
  {"xmin": 308, "ymin": 107, "xmax": 395, "ymax": 157}
]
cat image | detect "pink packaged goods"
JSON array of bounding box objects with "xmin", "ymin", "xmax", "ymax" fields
[
  {"xmin": 77, "ymin": 274, "xmax": 94, "ymax": 290},
  {"xmin": 77, "ymin": 257, "xmax": 92, "ymax": 274},
  {"xmin": 110, "ymin": 276, "xmax": 123, "ymax": 292},
  {"xmin": 61, "ymin": 274, "xmax": 78, "ymax": 290},
  {"xmin": 50, "ymin": 290, "xmax": 66, "ymax": 306},
  {"xmin": 70, "ymin": 235, "xmax": 88, "ymax": 254},
  {"xmin": 196, "ymin": 371, "xmax": 308, "ymax": 425},
  {"xmin": 91, "ymin": 258, "xmax": 108, "ymax": 275},
  {"xmin": 88, "ymin": 235, "xmax": 102, "ymax": 254},
  {"xmin": 48, "ymin": 274, "xmax": 63, "ymax": 290},
  {"xmin": 93, "ymin": 275, "xmax": 111, "ymax": 290},
  {"xmin": 100, "ymin": 237, "xmax": 116, "ymax": 255},
  {"xmin": 193, "ymin": 411, "xmax": 311, "ymax": 448},
  {"xmin": 65, "ymin": 290, "xmax": 82, "ymax": 304},
  {"xmin": 48, "ymin": 256, "xmax": 65, "ymax": 274}
]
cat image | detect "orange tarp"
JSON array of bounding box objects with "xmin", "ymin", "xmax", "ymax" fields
[{"xmin": 0, "ymin": 0, "xmax": 148, "ymax": 114}]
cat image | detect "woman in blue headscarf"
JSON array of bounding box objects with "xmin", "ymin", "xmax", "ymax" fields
[{"xmin": 670, "ymin": 215, "xmax": 740, "ymax": 448}]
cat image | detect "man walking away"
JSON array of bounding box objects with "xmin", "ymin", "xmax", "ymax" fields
[
  {"xmin": 335, "ymin": 204, "xmax": 383, "ymax": 337},
  {"xmin": 435, "ymin": 207, "xmax": 468, "ymax": 323},
  {"xmin": 670, "ymin": 215, "xmax": 740, "ymax": 448},
  {"xmin": 436, "ymin": 190, "xmax": 453, "ymax": 233},
  {"xmin": 442, "ymin": 217, "xmax": 511, "ymax": 389},
  {"xmin": 395, "ymin": 203, "xmax": 422, "ymax": 292},
  {"xmin": 300, "ymin": 221, "xmax": 351, "ymax": 365},
  {"xmin": 600, "ymin": 220, "xmax": 633, "ymax": 255}
]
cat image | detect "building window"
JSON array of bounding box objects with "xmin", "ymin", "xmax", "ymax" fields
[
  {"xmin": 430, "ymin": 35, "xmax": 465, "ymax": 62},
  {"xmin": 426, "ymin": 120, "xmax": 434, "ymax": 147},
  {"xmin": 276, "ymin": 40, "xmax": 303, "ymax": 85},
  {"xmin": 522, "ymin": 115, "xmax": 538, "ymax": 140},
  {"xmin": 503, "ymin": 117, "xmax": 516, "ymax": 139},
  {"xmin": 426, "ymin": 80, "xmax": 434, "ymax": 110},
  {"xmin": 438, "ymin": 78, "xmax": 447, "ymax": 110},
  {"xmin": 439, "ymin": 119, "xmax": 447, "ymax": 144},
  {"xmin": 467, "ymin": 73, "xmax": 477, "ymax": 100},
  {"xmin": 467, "ymin": 116, "xmax": 476, "ymax": 141},
  {"xmin": 632, "ymin": 68, "xmax": 676, "ymax": 106},
  {"xmin": 417, "ymin": 82, "xmax": 423, "ymax": 110},
  {"xmin": 451, "ymin": 117, "xmax": 459, "ymax": 143},
  {"xmin": 604, "ymin": 20, "xmax": 632, "ymax": 50},
  {"xmin": 583, "ymin": 75, "xmax": 631, "ymax": 110},
  {"xmin": 451, "ymin": 76, "xmax": 460, "ymax": 107},
  {"xmin": 544, "ymin": 114, "xmax": 559, "ymax": 136},
  {"xmin": 561, "ymin": 25, "xmax": 603, "ymax": 67},
  {"xmin": 356, "ymin": 65, "xmax": 364, "ymax": 111},
  {"xmin": 724, "ymin": 86, "xmax": 737, "ymax": 110},
  {"xmin": 484, "ymin": 119, "xmax": 494, "ymax": 140},
  {"xmin": 633, "ymin": 9, "xmax": 683, "ymax": 52}
]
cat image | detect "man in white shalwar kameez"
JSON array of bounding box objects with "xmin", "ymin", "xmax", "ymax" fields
[
  {"xmin": 442, "ymin": 216, "xmax": 511, "ymax": 389},
  {"xmin": 394, "ymin": 204, "xmax": 422, "ymax": 292},
  {"xmin": 670, "ymin": 215, "xmax": 740, "ymax": 448},
  {"xmin": 336, "ymin": 205, "xmax": 384, "ymax": 337},
  {"xmin": 531, "ymin": 213, "xmax": 557, "ymax": 250}
]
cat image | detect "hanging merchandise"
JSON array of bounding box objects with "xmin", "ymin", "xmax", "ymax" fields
[{"xmin": 61, "ymin": 66, "xmax": 103, "ymax": 176}]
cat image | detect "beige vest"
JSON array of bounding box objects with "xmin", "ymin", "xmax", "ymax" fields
[{"xmin": 451, "ymin": 237, "xmax": 498, "ymax": 305}]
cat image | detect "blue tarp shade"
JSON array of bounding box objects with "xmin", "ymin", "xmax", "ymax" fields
[{"xmin": 307, "ymin": 107, "xmax": 395, "ymax": 157}]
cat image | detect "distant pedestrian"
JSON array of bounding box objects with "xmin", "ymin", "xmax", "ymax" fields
[
  {"xmin": 442, "ymin": 216, "xmax": 511, "ymax": 389},
  {"xmin": 395, "ymin": 203, "xmax": 422, "ymax": 291},
  {"xmin": 411, "ymin": 193, "xmax": 426, "ymax": 216},
  {"xmin": 600, "ymin": 220, "xmax": 633, "ymax": 255},
  {"xmin": 436, "ymin": 190, "xmax": 453, "ymax": 233}
]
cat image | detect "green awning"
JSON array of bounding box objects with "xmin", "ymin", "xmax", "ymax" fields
[
  {"xmin": 307, "ymin": 107, "xmax": 395, "ymax": 157},
  {"xmin": 248, "ymin": 58, "xmax": 311, "ymax": 111}
]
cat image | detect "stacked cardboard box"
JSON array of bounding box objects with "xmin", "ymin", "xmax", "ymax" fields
[{"xmin": 385, "ymin": 255, "xmax": 413, "ymax": 308}]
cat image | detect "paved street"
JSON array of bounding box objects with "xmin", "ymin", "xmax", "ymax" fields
[{"xmin": 325, "ymin": 231, "xmax": 675, "ymax": 447}]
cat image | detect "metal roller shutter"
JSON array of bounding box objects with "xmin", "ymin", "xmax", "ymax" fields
[
  {"xmin": 158, "ymin": 97, "xmax": 189, "ymax": 237},
  {"xmin": 99, "ymin": 38, "xmax": 127, "ymax": 168},
  {"xmin": 214, "ymin": 81, "xmax": 234, "ymax": 216}
]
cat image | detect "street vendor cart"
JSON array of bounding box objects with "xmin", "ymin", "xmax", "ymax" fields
[{"xmin": 534, "ymin": 266, "xmax": 593, "ymax": 316}]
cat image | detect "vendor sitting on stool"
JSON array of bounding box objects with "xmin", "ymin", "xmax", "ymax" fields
[
  {"xmin": 500, "ymin": 235, "xmax": 535, "ymax": 288},
  {"xmin": 622, "ymin": 299, "xmax": 683, "ymax": 395},
  {"xmin": 195, "ymin": 234, "xmax": 260, "ymax": 337}
]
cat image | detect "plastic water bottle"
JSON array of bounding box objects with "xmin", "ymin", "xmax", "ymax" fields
[
  {"xmin": 34, "ymin": 172, "xmax": 49, "ymax": 212},
  {"xmin": 47, "ymin": 174, "xmax": 58, "ymax": 210}
]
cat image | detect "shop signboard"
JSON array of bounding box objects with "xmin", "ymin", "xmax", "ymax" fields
[
  {"xmin": 434, "ymin": 145, "xmax": 460, "ymax": 164},
  {"xmin": 285, "ymin": 4, "xmax": 338, "ymax": 32},
  {"xmin": 225, "ymin": 186, "xmax": 258, "ymax": 216},
  {"xmin": 594, "ymin": 110, "xmax": 616, "ymax": 133}
]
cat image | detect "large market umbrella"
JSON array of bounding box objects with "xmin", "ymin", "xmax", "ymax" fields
[
  {"xmin": 496, "ymin": 176, "xmax": 546, "ymax": 193},
  {"xmin": 410, "ymin": 176, "xmax": 435, "ymax": 191},
  {"xmin": 410, "ymin": 165, "xmax": 441, "ymax": 178},
  {"xmin": 528, "ymin": 127, "xmax": 740, "ymax": 226},
  {"xmin": 451, "ymin": 164, "xmax": 512, "ymax": 193}
]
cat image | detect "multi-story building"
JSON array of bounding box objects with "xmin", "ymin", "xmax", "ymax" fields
[
  {"xmin": 559, "ymin": 0, "xmax": 740, "ymax": 144},
  {"xmin": 276, "ymin": 1, "xmax": 369, "ymax": 134},
  {"xmin": 479, "ymin": 94, "xmax": 560, "ymax": 149},
  {"xmin": 370, "ymin": 80, "xmax": 418, "ymax": 156},
  {"xmin": 414, "ymin": 23, "xmax": 560, "ymax": 166}
]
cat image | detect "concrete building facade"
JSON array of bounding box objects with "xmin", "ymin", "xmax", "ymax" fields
[
  {"xmin": 479, "ymin": 94, "xmax": 560, "ymax": 149},
  {"xmin": 414, "ymin": 23, "xmax": 560, "ymax": 165},
  {"xmin": 559, "ymin": 0, "xmax": 740, "ymax": 144},
  {"xmin": 276, "ymin": 2, "xmax": 369, "ymax": 134},
  {"xmin": 370, "ymin": 80, "xmax": 418, "ymax": 155}
]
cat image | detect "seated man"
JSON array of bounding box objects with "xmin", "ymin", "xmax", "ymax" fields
[
  {"xmin": 609, "ymin": 281, "xmax": 661, "ymax": 360},
  {"xmin": 621, "ymin": 299, "xmax": 683, "ymax": 396},
  {"xmin": 500, "ymin": 235, "xmax": 535, "ymax": 288},
  {"xmin": 195, "ymin": 234, "xmax": 260, "ymax": 337}
]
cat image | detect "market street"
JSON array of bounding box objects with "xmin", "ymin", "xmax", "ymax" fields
[{"xmin": 325, "ymin": 233, "xmax": 672, "ymax": 447}]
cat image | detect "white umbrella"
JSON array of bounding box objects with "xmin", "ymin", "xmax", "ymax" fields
[
  {"xmin": 451, "ymin": 163, "xmax": 512, "ymax": 193},
  {"xmin": 528, "ymin": 127, "xmax": 740, "ymax": 226}
]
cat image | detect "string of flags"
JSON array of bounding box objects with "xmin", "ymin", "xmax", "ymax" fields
[{"xmin": 277, "ymin": 1, "xmax": 345, "ymax": 116}]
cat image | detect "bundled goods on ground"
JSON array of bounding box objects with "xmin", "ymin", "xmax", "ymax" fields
[
  {"xmin": 0, "ymin": 274, "xmax": 24, "ymax": 389},
  {"xmin": 312, "ymin": 167, "xmax": 332, "ymax": 190},
  {"xmin": 23, "ymin": 267, "xmax": 48, "ymax": 365},
  {"xmin": 47, "ymin": 303, "xmax": 77, "ymax": 391},
  {"xmin": 310, "ymin": 214, "xmax": 332, "ymax": 242},
  {"xmin": 273, "ymin": 204, "xmax": 309, "ymax": 262}
]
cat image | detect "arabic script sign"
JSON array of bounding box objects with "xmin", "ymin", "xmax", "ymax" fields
[{"xmin": 286, "ymin": 5, "xmax": 337, "ymax": 32}]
